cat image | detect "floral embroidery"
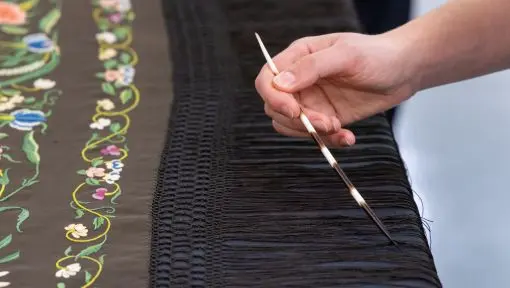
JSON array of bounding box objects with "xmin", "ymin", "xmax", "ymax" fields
[
  {"xmin": 0, "ymin": 0, "xmax": 63, "ymax": 281},
  {"xmin": 0, "ymin": 271, "xmax": 10, "ymax": 287},
  {"xmin": 64, "ymin": 224, "xmax": 89, "ymax": 239},
  {"xmin": 0, "ymin": 2, "xmax": 26, "ymax": 25},
  {"xmin": 55, "ymin": 1, "xmax": 137, "ymax": 286},
  {"xmin": 55, "ymin": 263, "xmax": 81, "ymax": 278}
]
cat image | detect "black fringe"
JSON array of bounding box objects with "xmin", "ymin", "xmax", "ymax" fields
[{"xmin": 150, "ymin": 0, "xmax": 442, "ymax": 287}]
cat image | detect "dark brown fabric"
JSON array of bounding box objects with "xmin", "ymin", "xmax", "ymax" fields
[{"xmin": 0, "ymin": 0, "xmax": 171, "ymax": 287}]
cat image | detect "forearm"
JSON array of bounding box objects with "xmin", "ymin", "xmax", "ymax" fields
[{"xmin": 385, "ymin": 0, "xmax": 510, "ymax": 92}]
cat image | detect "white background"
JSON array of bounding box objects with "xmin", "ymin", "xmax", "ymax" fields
[{"xmin": 394, "ymin": 1, "xmax": 510, "ymax": 287}]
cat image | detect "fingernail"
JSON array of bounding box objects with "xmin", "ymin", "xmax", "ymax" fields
[
  {"xmin": 346, "ymin": 135, "xmax": 355, "ymax": 146},
  {"xmin": 273, "ymin": 71, "xmax": 296, "ymax": 89}
]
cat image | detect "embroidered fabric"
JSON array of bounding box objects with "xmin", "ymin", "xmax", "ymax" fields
[{"xmin": 150, "ymin": 0, "xmax": 442, "ymax": 287}]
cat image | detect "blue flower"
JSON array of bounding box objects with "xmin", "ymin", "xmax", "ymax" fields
[
  {"xmin": 23, "ymin": 33, "xmax": 54, "ymax": 53},
  {"xmin": 117, "ymin": 65, "xmax": 135, "ymax": 86},
  {"xmin": 9, "ymin": 109, "xmax": 46, "ymax": 131}
]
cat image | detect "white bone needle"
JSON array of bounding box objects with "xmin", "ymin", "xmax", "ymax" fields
[{"xmin": 254, "ymin": 32, "xmax": 399, "ymax": 249}]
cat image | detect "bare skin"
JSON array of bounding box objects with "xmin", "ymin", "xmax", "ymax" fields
[{"xmin": 255, "ymin": 0, "xmax": 510, "ymax": 147}]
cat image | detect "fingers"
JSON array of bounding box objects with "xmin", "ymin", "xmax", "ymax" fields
[
  {"xmin": 272, "ymin": 120, "xmax": 356, "ymax": 147},
  {"xmin": 273, "ymin": 46, "xmax": 351, "ymax": 93},
  {"xmin": 254, "ymin": 34, "xmax": 340, "ymax": 119},
  {"xmin": 265, "ymin": 104, "xmax": 341, "ymax": 134}
]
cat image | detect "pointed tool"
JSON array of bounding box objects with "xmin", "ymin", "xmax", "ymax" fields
[{"xmin": 254, "ymin": 32, "xmax": 399, "ymax": 249}]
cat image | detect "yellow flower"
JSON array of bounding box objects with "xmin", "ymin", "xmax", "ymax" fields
[
  {"xmin": 97, "ymin": 99, "xmax": 115, "ymax": 111},
  {"xmin": 99, "ymin": 48, "xmax": 117, "ymax": 60}
]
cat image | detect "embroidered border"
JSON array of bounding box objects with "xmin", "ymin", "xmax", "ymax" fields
[
  {"xmin": 0, "ymin": 0, "xmax": 62, "ymax": 286},
  {"xmin": 54, "ymin": 0, "xmax": 137, "ymax": 287}
]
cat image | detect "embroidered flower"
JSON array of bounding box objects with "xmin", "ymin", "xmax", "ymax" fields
[
  {"xmin": 55, "ymin": 263, "xmax": 81, "ymax": 278},
  {"xmin": 86, "ymin": 167, "xmax": 106, "ymax": 178},
  {"xmin": 104, "ymin": 69, "xmax": 121, "ymax": 82},
  {"xmin": 97, "ymin": 99, "xmax": 115, "ymax": 111},
  {"xmin": 33, "ymin": 78, "xmax": 56, "ymax": 90},
  {"xmin": 99, "ymin": 0, "xmax": 131, "ymax": 12},
  {"xmin": 89, "ymin": 118, "xmax": 111, "ymax": 130},
  {"xmin": 0, "ymin": 2, "xmax": 26, "ymax": 25},
  {"xmin": 108, "ymin": 12, "xmax": 123, "ymax": 24},
  {"xmin": 99, "ymin": 48, "xmax": 117, "ymax": 60},
  {"xmin": 117, "ymin": 65, "xmax": 135, "ymax": 86},
  {"xmin": 8, "ymin": 109, "xmax": 46, "ymax": 131},
  {"xmin": 106, "ymin": 159, "xmax": 124, "ymax": 171},
  {"xmin": 103, "ymin": 171, "xmax": 121, "ymax": 184},
  {"xmin": 64, "ymin": 224, "xmax": 88, "ymax": 239},
  {"xmin": 92, "ymin": 187, "xmax": 107, "ymax": 200},
  {"xmin": 0, "ymin": 94, "xmax": 23, "ymax": 112},
  {"xmin": 95, "ymin": 31, "xmax": 117, "ymax": 44},
  {"xmin": 23, "ymin": 33, "xmax": 54, "ymax": 53},
  {"xmin": 0, "ymin": 271, "xmax": 10, "ymax": 287},
  {"xmin": 101, "ymin": 144, "xmax": 121, "ymax": 156}
]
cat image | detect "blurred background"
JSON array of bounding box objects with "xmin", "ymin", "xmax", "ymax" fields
[{"xmin": 366, "ymin": 0, "xmax": 510, "ymax": 287}]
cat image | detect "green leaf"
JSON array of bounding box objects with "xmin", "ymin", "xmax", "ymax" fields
[
  {"xmin": 101, "ymin": 82, "xmax": 116, "ymax": 96},
  {"xmin": 39, "ymin": 8, "xmax": 61, "ymax": 34},
  {"xmin": 0, "ymin": 169, "xmax": 10, "ymax": 185},
  {"xmin": 77, "ymin": 169, "xmax": 88, "ymax": 175},
  {"xmin": 2, "ymin": 154, "xmax": 20, "ymax": 163},
  {"xmin": 15, "ymin": 208, "xmax": 29, "ymax": 232},
  {"xmin": 22, "ymin": 131, "xmax": 40, "ymax": 164},
  {"xmin": 19, "ymin": 0, "xmax": 40, "ymax": 11},
  {"xmin": 126, "ymin": 11, "xmax": 136, "ymax": 21},
  {"xmin": 85, "ymin": 270, "xmax": 92, "ymax": 283},
  {"xmin": 120, "ymin": 52, "xmax": 131, "ymax": 64},
  {"xmin": 109, "ymin": 122, "xmax": 121, "ymax": 133},
  {"xmin": 110, "ymin": 190, "xmax": 121, "ymax": 204},
  {"xmin": 92, "ymin": 217, "xmax": 105, "ymax": 230},
  {"xmin": 95, "ymin": 72, "xmax": 105, "ymax": 79},
  {"xmin": 0, "ymin": 251, "xmax": 20, "ymax": 264},
  {"xmin": 97, "ymin": 19, "xmax": 109, "ymax": 31},
  {"xmin": 1, "ymin": 89, "xmax": 19, "ymax": 96},
  {"xmin": 75, "ymin": 209, "xmax": 84, "ymax": 219},
  {"xmin": 98, "ymin": 254, "xmax": 106, "ymax": 264},
  {"xmin": 64, "ymin": 246, "xmax": 72, "ymax": 256},
  {"xmin": 57, "ymin": 283, "xmax": 65, "ymax": 288},
  {"xmin": 1, "ymin": 25, "xmax": 28, "ymax": 35},
  {"xmin": 85, "ymin": 178, "xmax": 100, "ymax": 186},
  {"xmin": 120, "ymin": 89, "xmax": 132, "ymax": 104},
  {"xmin": 0, "ymin": 234, "xmax": 12, "ymax": 250},
  {"xmin": 76, "ymin": 241, "xmax": 104, "ymax": 258},
  {"xmin": 104, "ymin": 60, "xmax": 117, "ymax": 69},
  {"xmin": 91, "ymin": 158, "xmax": 104, "ymax": 167},
  {"xmin": 0, "ymin": 133, "xmax": 8, "ymax": 139},
  {"xmin": 113, "ymin": 27, "xmax": 129, "ymax": 39},
  {"xmin": 23, "ymin": 97, "xmax": 36, "ymax": 104}
]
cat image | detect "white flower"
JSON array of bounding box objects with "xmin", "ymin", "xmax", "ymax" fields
[
  {"xmin": 96, "ymin": 32, "xmax": 117, "ymax": 44},
  {"xmin": 89, "ymin": 118, "xmax": 111, "ymax": 130},
  {"xmin": 64, "ymin": 223, "xmax": 88, "ymax": 239},
  {"xmin": 97, "ymin": 99, "xmax": 115, "ymax": 111},
  {"xmin": 99, "ymin": 48, "xmax": 117, "ymax": 60},
  {"xmin": 34, "ymin": 78, "xmax": 56, "ymax": 90},
  {"xmin": 118, "ymin": 0, "xmax": 132, "ymax": 11},
  {"xmin": 55, "ymin": 263, "xmax": 81, "ymax": 278},
  {"xmin": 0, "ymin": 95, "xmax": 24, "ymax": 112},
  {"xmin": 0, "ymin": 102, "xmax": 15, "ymax": 112},
  {"xmin": 0, "ymin": 271, "xmax": 9, "ymax": 287},
  {"xmin": 104, "ymin": 171, "xmax": 121, "ymax": 184},
  {"xmin": 10, "ymin": 95, "xmax": 24, "ymax": 104}
]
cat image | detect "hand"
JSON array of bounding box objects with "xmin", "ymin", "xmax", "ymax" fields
[{"xmin": 255, "ymin": 32, "xmax": 418, "ymax": 147}]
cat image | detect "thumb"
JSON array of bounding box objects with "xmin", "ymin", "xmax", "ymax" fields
[{"xmin": 272, "ymin": 47, "xmax": 347, "ymax": 93}]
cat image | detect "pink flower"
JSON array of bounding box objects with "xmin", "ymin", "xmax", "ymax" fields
[
  {"xmin": 92, "ymin": 188, "xmax": 107, "ymax": 200},
  {"xmin": 0, "ymin": 2, "xmax": 26, "ymax": 25},
  {"xmin": 86, "ymin": 167, "xmax": 106, "ymax": 178},
  {"xmin": 108, "ymin": 12, "xmax": 123, "ymax": 23},
  {"xmin": 104, "ymin": 70, "xmax": 120, "ymax": 82},
  {"xmin": 100, "ymin": 145, "xmax": 121, "ymax": 156}
]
